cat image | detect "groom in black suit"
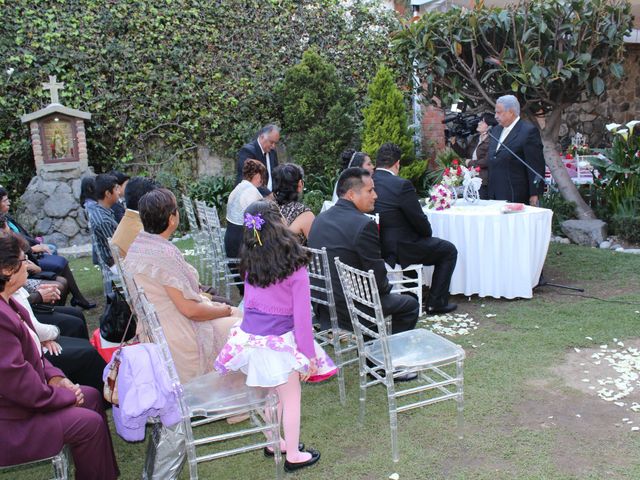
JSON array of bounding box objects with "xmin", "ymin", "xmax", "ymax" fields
[
  {"xmin": 487, "ymin": 95, "xmax": 545, "ymax": 205},
  {"xmin": 373, "ymin": 143, "xmax": 458, "ymax": 314},
  {"xmin": 236, "ymin": 124, "xmax": 280, "ymax": 190},
  {"xmin": 307, "ymin": 168, "xmax": 419, "ymax": 335}
]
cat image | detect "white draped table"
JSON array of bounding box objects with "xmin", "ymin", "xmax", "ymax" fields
[{"xmin": 422, "ymin": 200, "xmax": 553, "ymax": 299}]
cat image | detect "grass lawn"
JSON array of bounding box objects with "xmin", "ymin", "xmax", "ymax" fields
[{"xmin": 3, "ymin": 242, "xmax": 640, "ymax": 479}]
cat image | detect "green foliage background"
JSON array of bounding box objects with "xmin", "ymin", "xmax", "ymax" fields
[{"xmin": 0, "ymin": 0, "xmax": 398, "ymax": 195}]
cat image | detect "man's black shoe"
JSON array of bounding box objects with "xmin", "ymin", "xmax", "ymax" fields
[
  {"xmin": 394, "ymin": 372, "xmax": 418, "ymax": 382},
  {"xmin": 283, "ymin": 448, "xmax": 321, "ymax": 472},
  {"xmin": 427, "ymin": 303, "xmax": 457, "ymax": 315}
]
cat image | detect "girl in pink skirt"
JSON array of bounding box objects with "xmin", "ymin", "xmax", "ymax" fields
[{"xmin": 215, "ymin": 200, "xmax": 336, "ymax": 472}]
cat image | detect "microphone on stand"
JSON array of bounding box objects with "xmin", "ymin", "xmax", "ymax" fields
[{"xmin": 487, "ymin": 131, "xmax": 546, "ymax": 187}]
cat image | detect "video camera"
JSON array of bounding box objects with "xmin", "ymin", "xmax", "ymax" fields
[{"xmin": 443, "ymin": 112, "xmax": 481, "ymax": 141}]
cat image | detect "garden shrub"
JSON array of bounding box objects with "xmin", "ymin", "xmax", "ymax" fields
[
  {"xmin": 541, "ymin": 189, "xmax": 577, "ymax": 235},
  {"xmin": 303, "ymin": 190, "xmax": 327, "ymax": 216},
  {"xmin": 276, "ymin": 49, "xmax": 356, "ymax": 177},
  {"xmin": 611, "ymin": 215, "xmax": 640, "ymax": 244},
  {"xmin": 361, "ymin": 65, "xmax": 414, "ymax": 163},
  {"xmin": 399, "ymin": 159, "xmax": 430, "ymax": 196},
  {"xmin": 0, "ymin": 0, "xmax": 399, "ymax": 195},
  {"xmin": 188, "ymin": 175, "xmax": 235, "ymax": 221}
]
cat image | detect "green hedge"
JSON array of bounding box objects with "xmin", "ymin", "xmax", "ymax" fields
[{"xmin": 0, "ymin": 0, "xmax": 398, "ymax": 194}]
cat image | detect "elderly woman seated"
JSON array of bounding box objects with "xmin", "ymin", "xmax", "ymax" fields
[
  {"xmin": 0, "ymin": 234, "xmax": 118, "ymax": 479},
  {"xmin": 272, "ymin": 163, "xmax": 315, "ymax": 245},
  {"xmin": 124, "ymin": 188, "xmax": 241, "ymax": 383}
]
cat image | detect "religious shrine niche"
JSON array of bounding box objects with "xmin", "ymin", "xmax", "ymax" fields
[
  {"xmin": 40, "ymin": 114, "xmax": 79, "ymax": 164},
  {"xmin": 20, "ymin": 75, "xmax": 91, "ymax": 174}
]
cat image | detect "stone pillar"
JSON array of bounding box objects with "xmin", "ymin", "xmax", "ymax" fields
[
  {"xmin": 30, "ymin": 121, "xmax": 45, "ymax": 171},
  {"xmin": 75, "ymin": 119, "xmax": 89, "ymax": 171}
]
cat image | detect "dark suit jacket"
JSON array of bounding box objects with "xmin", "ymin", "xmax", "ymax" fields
[
  {"xmin": 0, "ymin": 297, "xmax": 77, "ymax": 466},
  {"xmin": 236, "ymin": 139, "xmax": 278, "ymax": 185},
  {"xmin": 307, "ymin": 199, "xmax": 391, "ymax": 327},
  {"xmin": 372, "ymin": 169, "xmax": 433, "ymax": 268},
  {"xmin": 486, "ymin": 119, "xmax": 545, "ymax": 203}
]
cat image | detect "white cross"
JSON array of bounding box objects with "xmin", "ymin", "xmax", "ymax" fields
[{"xmin": 42, "ymin": 75, "xmax": 65, "ymax": 105}]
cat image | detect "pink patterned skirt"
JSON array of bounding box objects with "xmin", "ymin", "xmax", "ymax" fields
[{"xmin": 214, "ymin": 326, "xmax": 337, "ymax": 388}]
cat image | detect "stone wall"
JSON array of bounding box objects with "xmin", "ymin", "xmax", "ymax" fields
[
  {"xmin": 561, "ymin": 43, "xmax": 640, "ymax": 149},
  {"xmin": 18, "ymin": 170, "xmax": 92, "ymax": 247}
]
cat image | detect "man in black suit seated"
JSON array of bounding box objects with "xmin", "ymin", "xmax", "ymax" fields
[
  {"xmin": 307, "ymin": 167, "xmax": 419, "ymax": 336},
  {"xmin": 236, "ymin": 124, "xmax": 280, "ymax": 190},
  {"xmin": 487, "ymin": 95, "xmax": 545, "ymax": 205},
  {"xmin": 373, "ymin": 143, "xmax": 458, "ymax": 314}
]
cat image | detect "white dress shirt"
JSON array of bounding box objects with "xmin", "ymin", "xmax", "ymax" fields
[
  {"xmin": 497, "ymin": 116, "xmax": 520, "ymax": 150},
  {"xmin": 257, "ymin": 140, "xmax": 273, "ymax": 190}
]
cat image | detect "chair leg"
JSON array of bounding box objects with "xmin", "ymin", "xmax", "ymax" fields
[
  {"xmin": 183, "ymin": 420, "xmax": 199, "ymax": 480},
  {"xmin": 456, "ymin": 359, "xmax": 465, "ymax": 439},
  {"xmin": 265, "ymin": 395, "xmax": 284, "ymax": 480},
  {"xmin": 358, "ymin": 355, "xmax": 368, "ymax": 424},
  {"xmin": 51, "ymin": 446, "xmax": 69, "ymax": 480},
  {"xmin": 384, "ymin": 372, "xmax": 400, "ymax": 463},
  {"xmin": 331, "ymin": 333, "xmax": 347, "ymax": 405}
]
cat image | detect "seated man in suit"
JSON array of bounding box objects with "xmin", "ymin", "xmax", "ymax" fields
[
  {"xmin": 373, "ymin": 143, "xmax": 458, "ymax": 314},
  {"xmin": 236, "ymin": 124, "xmax": 280, "ymax": 190},
  {"xmin": 487, "ymin": 95, "xmax": 545, "ymax": 205},
  {"xmin": 308, "ymin": 167, "xmax": 419, "ymax": 337}
]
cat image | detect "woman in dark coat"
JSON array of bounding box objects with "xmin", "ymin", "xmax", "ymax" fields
[
  {"xmin": 0, "ymin": 234, "xmax": 118, "ymax": 479},
  {"xmin": 465, "ymin": 112, "xmax": 498, "ymax": 200}
]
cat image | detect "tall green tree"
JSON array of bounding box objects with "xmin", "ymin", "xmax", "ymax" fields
[
  {"xmin": 361, "ymin": 65, "xmax": 414, "ymax": 163},
  {"xmin": 393, "ymin": 0, "xmax": 633, "ymax": 219},
  {"xmin": 276, "ymin": 48, "xmax": 356, "ymax": 175}
]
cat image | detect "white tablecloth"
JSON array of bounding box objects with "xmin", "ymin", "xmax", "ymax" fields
[{"xmin": 422, "ymin": 200, "xmax": 553, "ymax": 299}]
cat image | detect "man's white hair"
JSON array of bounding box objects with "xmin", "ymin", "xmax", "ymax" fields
[{"xmin": 496, "ymin": 95, "xmax": 520, "ymax": 116}]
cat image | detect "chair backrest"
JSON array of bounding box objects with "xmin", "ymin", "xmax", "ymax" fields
[
  {"xmin": 303, "ymin": 246, "xmax": 338, "ymax": 328},
  {"xmin": 108, "ymin": 240, "xmax": 131, "ymax": 302},
  {"xmin": 202, "ymin": 203, "xmax": 225, "ymax": 254},
  {"xmin": 181, "ymin": 194, "xmax": 200, "ymax": 234},
  {"xmin": 333, "ymin": 257, "xmax": 389, "ymax": 341}
]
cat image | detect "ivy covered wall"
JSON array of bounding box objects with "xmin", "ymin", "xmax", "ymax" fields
[{"xmin": 0, "ymin": 0, "xmax": 398, "ymax": 194}]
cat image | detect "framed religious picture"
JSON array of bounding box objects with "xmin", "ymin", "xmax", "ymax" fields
[{"xmin": 39, "ymin": 114, "xmax": 79, "ymax": 164}]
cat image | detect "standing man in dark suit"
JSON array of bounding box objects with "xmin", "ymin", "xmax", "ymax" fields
[
  {"xmin": 487, "ymin": 95, "xmax": 545, "ymax": 205},
  {"xmin": 236, "ymin": 124, "xmax": 280, "ymax": 190},
  {"xmin": 308, "ymin": 168, "xmax": 419, "ymax": 336},
  {"xmin": 373, "ymin": 143, "xmax": 458, "ymax": 314}
]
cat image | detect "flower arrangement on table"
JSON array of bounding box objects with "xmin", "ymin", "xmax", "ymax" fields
[
  {"xmin": 441, "ymin": 159, "xmax": 478, "ymax": 187},
  {"xmin": 426, "ymin": 184, "xmax": 455, "ymax": 210}
]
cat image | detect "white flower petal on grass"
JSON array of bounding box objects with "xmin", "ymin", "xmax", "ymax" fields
[
  {"xmin": 632, "ymin": 427, "xmax": 640, "ymax": 432},
  {"xmin": 582, "ymin": 378, "xmax": 590, "ymax": 382},
  {"xmin": 83, "ymin": 267, "xmax": 89, "ymax": 271},
  {"xmin": 485, "ymin": 314, "xmax": 496, "ymax": 318},
  {"xmin": 389, "ymin": 473, "xmax": 400, "ymax": 480},
  {"xmin": 576, "ymin": 414, "xmax": 582, "ymax": 418},
  {"xmin": 574, "ymin": 348, "xmax": 581, "ymax": 353},
  {"xmin": 585, "ymin": 336, "xmax": 593, "ymax": 341}
]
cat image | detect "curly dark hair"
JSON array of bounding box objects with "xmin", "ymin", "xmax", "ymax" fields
[
  {"xmin": 272, "ymin": 163, "xmax": 304, "ymax": 205},
  {"xmin": 340, "ymin": 149, "xmax": 369, "ymax": 171},
  {"xmin": 0, "ymin": 233, "xmax": 27, "ymax": 293},
  {"xmin": 239, "ymin": 200, "xmax": 311, "ymax": 288},
  {"xmin": 242, "ymin": 159, "xmax": 267, "ymax": 184}
]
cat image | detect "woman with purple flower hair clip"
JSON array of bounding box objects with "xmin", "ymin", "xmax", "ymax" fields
[{"xmin": 215, "ymin": 200, "xmax": 337, "ymax": 472}]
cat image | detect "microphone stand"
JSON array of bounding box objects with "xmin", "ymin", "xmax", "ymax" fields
[{"xmin": 487, "ymin": 130, "xmax": 585, "ymax": 293}]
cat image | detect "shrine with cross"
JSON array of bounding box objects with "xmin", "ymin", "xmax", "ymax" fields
[
  {"xmin": 15, "ymin": 75, "xmax": 94, "ymax": 247},
  {"xmin": 21, "ymin": 75, "xmax": 91, "ymax": 172}
]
